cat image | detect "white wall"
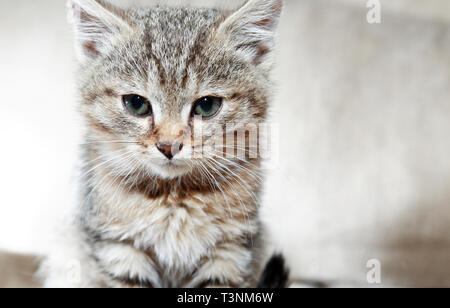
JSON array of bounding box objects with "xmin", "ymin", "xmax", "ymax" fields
[
  {"xmin": 337, "ymin": 0, "xmax": 450, "ymax": 24},
  {"xmin": 0, "ymin": 0, "xmax": 80, "ymax": 253},
  {"xmin": 0, "ymin": 0, "xmax": 450, "ymax": 287},
  {"xmin": 264, "ymin": 0, "xmax": 450, "ymax": 287}
]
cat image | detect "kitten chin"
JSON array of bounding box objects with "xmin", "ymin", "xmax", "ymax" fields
[{"xmin": 144, "ymin": 159, "xmax": 193, "ymax": 180}]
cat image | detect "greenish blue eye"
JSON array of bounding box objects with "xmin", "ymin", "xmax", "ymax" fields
[
  {"xmin": 193, "ymin": 97, "xmax": 223, "ymax": 119},
  {"xmin": 123, "ymin": 95, "xmax": 152, "ymax": 117}
]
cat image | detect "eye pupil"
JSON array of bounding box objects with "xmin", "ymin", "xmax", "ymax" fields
[
  {"xmin": 193, "ymin": 97, "xmax": 223, "ymax": 119},
  {"xmin": 123, "ymin": 95, "xmax": 152, "ymax": 117},
  {"xmin": 131, "ymin": 96, "xmax": 143, "ymax": 109},
  {"xmin": 200, "ymin": 99, "xmax": 213, "ymax": 112}
]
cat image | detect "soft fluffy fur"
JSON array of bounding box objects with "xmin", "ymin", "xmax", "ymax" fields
[{"xmin": 41, "ymin": 0, "xmax": 282, "ymax": 288}]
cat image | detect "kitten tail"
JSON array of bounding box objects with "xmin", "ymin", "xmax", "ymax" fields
[{"xmin": 257, "ymin": 254, "xmax": 290, "ymax": 288}]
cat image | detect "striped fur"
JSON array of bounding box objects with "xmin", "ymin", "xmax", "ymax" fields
[{"xmin": 41, "ymin": 0, "xmax": 282, "ymax": 288}]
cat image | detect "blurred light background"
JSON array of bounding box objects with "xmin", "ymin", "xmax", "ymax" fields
[{"xmin": 0, "ymin": 0, "xmax": 449, "ymax": 287}]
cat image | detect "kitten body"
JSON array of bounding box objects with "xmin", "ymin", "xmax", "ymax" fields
[{"xmin": 42, "ymin": 0, "xmax": 284, "ymax": 288}]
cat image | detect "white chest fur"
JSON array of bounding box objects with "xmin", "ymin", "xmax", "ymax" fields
[{"xmin": 93, "ymin": 187, "xmax": 255, "ymax": 274}]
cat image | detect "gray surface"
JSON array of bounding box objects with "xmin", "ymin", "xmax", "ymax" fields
[{"xmin": 0, "ymin": 251, "xmax": 41, "ymax": 288}]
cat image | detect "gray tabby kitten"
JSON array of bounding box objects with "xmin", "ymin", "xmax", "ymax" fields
[{"xmin": 41, "ymin": 0, "xmax": 286, "ymax": 288}]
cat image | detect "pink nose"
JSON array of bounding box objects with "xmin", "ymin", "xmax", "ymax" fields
[{"xmin": 156, "ymin": 142, "xmax": 183, "ymax": 160}]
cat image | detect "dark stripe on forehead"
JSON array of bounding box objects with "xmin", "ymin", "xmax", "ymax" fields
[
  {"xmin": 180, "ymin": 27, "xmax": 214, "ymax": 89},
  {"xmin": 150, "ymin": 54, "xmax": 167, "ymax": 87},
  {"xmin": 144, "ymin": 33, "xmax": 167, "ymax": 87},
  {"xmin": 180, "ymin": 14, "xmax": 230, "ymax": 89}
]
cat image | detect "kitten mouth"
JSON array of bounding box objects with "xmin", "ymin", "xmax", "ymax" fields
[
  {"xmin": 164, "ymin": 161, "xmax": 177, "ymax": 167},
  {"xmin": 148, "ymin": 159, "xmax": 192, "ymax": 179},
  {"xmin": 160, "ymin": 159, "xmax": 180, "ymax": 167},
  {"xmin": 155, "ymin": 158, "xmax": 189, "ymax": 170}
]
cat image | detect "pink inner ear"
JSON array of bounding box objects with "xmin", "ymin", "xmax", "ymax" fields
[
  {"xmin": 70, "ymin": 0, "xmax": 121, "ymax": 60},
  {"xmin": 222, "ymin": 0, "xmax": 282, "ymax": 66},
  {"xmin": 253, "ymin": 13, "xmax": 279, "ymax": 30},
  {"xmin": 234, "ymin": 41, "xmax": 272, "ymax": 65},
  {"xmin": 83, "ymin": 41, "xmax": 101, "ymax": 57},
  {"xmin": 255, "ymin": 44, "xmax": 270, "ymax": 65}
]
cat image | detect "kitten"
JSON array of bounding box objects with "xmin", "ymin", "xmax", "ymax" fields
[{"xmin": 41, "ymin": 0, "xmax": 287, "ymax": 288}]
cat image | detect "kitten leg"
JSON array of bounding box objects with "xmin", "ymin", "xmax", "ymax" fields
[
  {"xmin": 185, "ymin": 242, "xmax": 259, "ymax": 288},
  {"xmin": 91, "ymin": 241, "xmax": 162, "ymax": 288}
]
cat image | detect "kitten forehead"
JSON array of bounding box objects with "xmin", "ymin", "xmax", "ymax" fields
[{"xmin": 132, "ymin": 6, "xmax": 224, "ymax": 86}]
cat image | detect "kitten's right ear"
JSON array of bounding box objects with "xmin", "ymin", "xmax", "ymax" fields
[
  {"xmin": 217, "ymin": 0, "xmax": 283, "ymax": 70},
  {"xmin": 67, "ymin": 0, "xmax": 134, "ymax": 63}
]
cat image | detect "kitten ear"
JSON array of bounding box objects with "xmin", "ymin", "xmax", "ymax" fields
[
  {"xmin": 217, "ymin": 0, "xmax": 283, "ymax": 68},
  {"xmin": 67, "ymin": 0, "xmax": 134, "ymax": 62}
]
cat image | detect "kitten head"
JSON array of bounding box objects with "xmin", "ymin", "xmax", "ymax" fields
[{"xmin": 69, "ymin": 0, "xmax": 282, "ymax": 180}]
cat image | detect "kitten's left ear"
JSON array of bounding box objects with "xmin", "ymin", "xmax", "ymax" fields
[
  {"xmin": 217, "ymin": 0, "xmax": 283, "ymax": 69},
  {"xmin": 67, "ymin": 0, "xmax": 134, "ymax": 63}
]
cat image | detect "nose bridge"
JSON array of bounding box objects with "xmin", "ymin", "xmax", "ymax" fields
[{"xmin": 155, "ymin": 118, "xmax": 186, "ymax": 142}]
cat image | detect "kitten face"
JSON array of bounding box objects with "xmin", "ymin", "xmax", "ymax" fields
[{"xmin": 70, "ymin": 0, "xmax": 282, "ymax": 179}]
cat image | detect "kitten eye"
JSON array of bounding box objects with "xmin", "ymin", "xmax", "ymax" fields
[
  {"xmin": 192, "ymin": 97, "xmax": 223, "ymax": 119},
  {"xmin": 123, "ymin": 95, "xmax": 152, "ymax": 117}
]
